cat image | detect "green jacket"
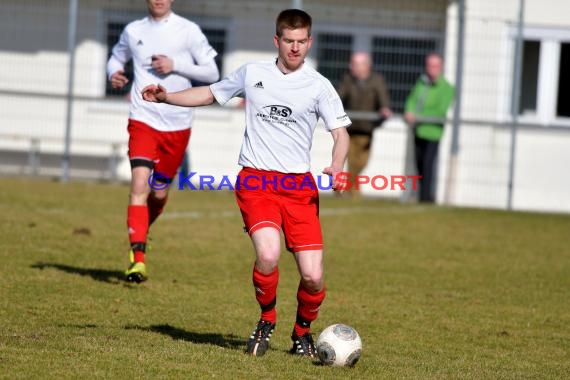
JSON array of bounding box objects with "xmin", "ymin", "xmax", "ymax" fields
[{"xmin": 404, "ymin": 75, "xmax": 455, "ymax": 141}]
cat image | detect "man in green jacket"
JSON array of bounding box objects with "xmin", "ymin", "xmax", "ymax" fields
[{"xmin": 404, "ymin": 53, "xmax": 454, "ymax": 203}]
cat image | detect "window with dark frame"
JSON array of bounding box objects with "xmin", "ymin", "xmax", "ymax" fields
[
  {"xmin": 519, "ymin": 40, "xmax": 540, "ymax": 115},
  {"xmin": 316, "ymin": 33, "xmax": 353, "ymax": 89},
  {"xmin": 372, "ymin": 36, "xmax": 438, "ymax": 114},
  {"xmin": 556, "ymin": 42, "xmax": 570, "ymax": 117},
  {"xmin": 316, "ymin": 33, "xmax": 439, "ymax": 114}
]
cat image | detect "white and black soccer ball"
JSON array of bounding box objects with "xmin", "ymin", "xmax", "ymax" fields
[{"xmin": 316, "ymin": 324, "xmax": 362, "ymax": 367}]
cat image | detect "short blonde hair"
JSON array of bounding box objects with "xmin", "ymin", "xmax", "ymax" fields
[{"xmin": 275, "ymin": 9, "xmax": 312, "ymax": 37}]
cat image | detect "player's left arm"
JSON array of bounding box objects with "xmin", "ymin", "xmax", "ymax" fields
[
  {"xmin": 169, "ymin": 58, "xmax": 220, "ymax": 83},
  {"xmin": 168, "ymin": 27, "xmax": 220, "ymax": 83},
  {"xmin": 323, "ymin": 127, "xmax": 350, "ymax": 190}
]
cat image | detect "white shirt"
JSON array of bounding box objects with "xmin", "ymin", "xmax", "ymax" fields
[
  {"xmin": 210, "ymin": 61, "xmax": 351, "ymax": 173},
  {"xmin": 107, "ymin": 12, "xmax": 218, "ymax": 132}
]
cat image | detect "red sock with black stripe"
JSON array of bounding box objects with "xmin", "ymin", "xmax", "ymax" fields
[
  {"xmin": 127, "ymin": 205, "xmax": 149, "ymax": 263},
  {"xmin": 294, "ymin": 283, "xmax": 326, "ymax": 336},
  {"xmin": 252, "ymin": 266, "xmax": 279, "ymax": 323}
]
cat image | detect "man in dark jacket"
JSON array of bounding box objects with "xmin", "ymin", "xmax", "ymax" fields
[{"xmin": 337, "ymin": 52, "xmax": 392, "ymax": 198}]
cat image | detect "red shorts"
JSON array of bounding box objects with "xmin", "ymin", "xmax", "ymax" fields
[
  {"xmin": 127, "ymin": 119, "xmax": 191, "ymax": 180},
  {"xmin": 235, "ymin": 167, "xmax": 323, "ymax": 253}
]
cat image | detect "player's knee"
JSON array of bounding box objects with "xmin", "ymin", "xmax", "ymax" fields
[
  {"xmin": 256, "ymin": 251, "xmax": 279, "ymax": 269},
  {"xmin": 256, "ymin": 246, "xmax": 279, "ymax": 269},
  {"xmin": 130, "ymin": 175, "xmax": 149, "ymax": 194},
  {"xmin": 300, "ymin": 272, "xmax": 323, "ymax": 292}
]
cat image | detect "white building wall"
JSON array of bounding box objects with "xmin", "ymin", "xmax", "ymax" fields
[{"xmin": 439, "ymin": 0, "xmax": 570, "ymax": 213}]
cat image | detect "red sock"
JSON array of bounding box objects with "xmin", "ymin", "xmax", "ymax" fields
[
  {"xmin": 127, "ymin": 205, "xmax": 149, "ymax": 263},
  {"xmin": 252, "ymin": 266, "xmax": 279, "ymax": 323},
  {"xmin": 148, "ymin": 194, "xmax": 167, "ymax": 227},
  {"xmin": 294, "ymin": 283, "xmax": 326, "ymax": 336}
]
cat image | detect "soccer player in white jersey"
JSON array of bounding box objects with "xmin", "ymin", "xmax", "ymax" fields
[
  {"xmin": 106, "ymin": 0, "xmax": 219, "ymax": 283},
  {"xmin": 142, "ymin": 9, "xmax": 351, "ymax": 358}
]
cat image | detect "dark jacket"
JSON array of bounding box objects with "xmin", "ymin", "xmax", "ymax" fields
[{"xmin": 337, "ymin": 72, "xmax": 390, "ymax": 135}]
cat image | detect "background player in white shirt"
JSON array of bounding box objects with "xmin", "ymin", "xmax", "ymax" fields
[
  {"xmin": 142, "ymin": 9, "xmax": 351, "ymax": 358},
  {"xmin": 107, "ymin": 0, "xmax": 219, "ymax": 283}
]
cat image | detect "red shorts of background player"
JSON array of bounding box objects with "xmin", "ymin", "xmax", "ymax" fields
[
  {"xmin": 235, "ymin": 167, "xmax": 323, "ymax": 253},
  {"xmin": 127, "ymin": 119, "xmax": 191, "ymax": 180}
]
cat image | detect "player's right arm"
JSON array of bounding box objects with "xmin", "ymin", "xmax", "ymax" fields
[
  {"xmin": 106, "ymin": 28, "xmax": 132, "ymax": 89},
  {"xmin": 109, "ymin": 71, "xmax": 129, "ymax": 89},
  {"xmin": 144, "ymin": 63, "xmax": 246, "ymax": 107},
  {"xmin": 142, "ymin": 84, "xmax": 216, "ymax": 107}
]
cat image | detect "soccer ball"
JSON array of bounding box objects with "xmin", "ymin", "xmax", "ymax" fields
[{"xmin": 316, "ymin": 324, "xmax": 362, "ymax": 367}]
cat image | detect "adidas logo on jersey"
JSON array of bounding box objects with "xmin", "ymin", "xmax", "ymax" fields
[
  {"xmin": 254, "ymin": 81, "xmax": 264, "ymax": 88},
  {"xmin": 137, "ymin": 40, "xmax": 143, "ymax": 45}
]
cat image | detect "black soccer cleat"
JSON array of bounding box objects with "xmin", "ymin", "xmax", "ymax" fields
[
  {"xmin": 290, "ymin": 331, "xmax": 317, "ymax": 358},
  {"xmin": 246, "ymin": 320, "xmax": 276, "ymax": 356}
]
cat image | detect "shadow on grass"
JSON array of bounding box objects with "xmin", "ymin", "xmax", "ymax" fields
[
  {"xmin": 125, "ymin": 324, "xmax": 244, "ymax": 350},
  {"xmin": 31, "ymin": 262, "xmax": 124, "ymax": 284}
]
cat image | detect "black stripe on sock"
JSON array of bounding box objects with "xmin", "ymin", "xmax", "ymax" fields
[
  {"xmin": 131, "ymin": 242, "xmax": 146, "ymax": 253},
  {"xmin": 296, "ymin": 314, "xmax": 311, "ymax": 328},
  {"xmin": 260, "ymin": 297, "xmax": 276, "ymax": 312}
]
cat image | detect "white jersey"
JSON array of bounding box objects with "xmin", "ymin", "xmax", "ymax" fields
[
  {"xmin": 107, "ymin": 13, "xmax": 217, "ymax": 132},
  {"xmin": 210, "ymin": 61, "xmax": 351, "ymax": 173}
]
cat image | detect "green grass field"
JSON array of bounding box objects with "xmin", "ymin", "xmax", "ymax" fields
[{"xmin": 1, "ymin": 177, "xmax": 569, "ymax": 379}]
